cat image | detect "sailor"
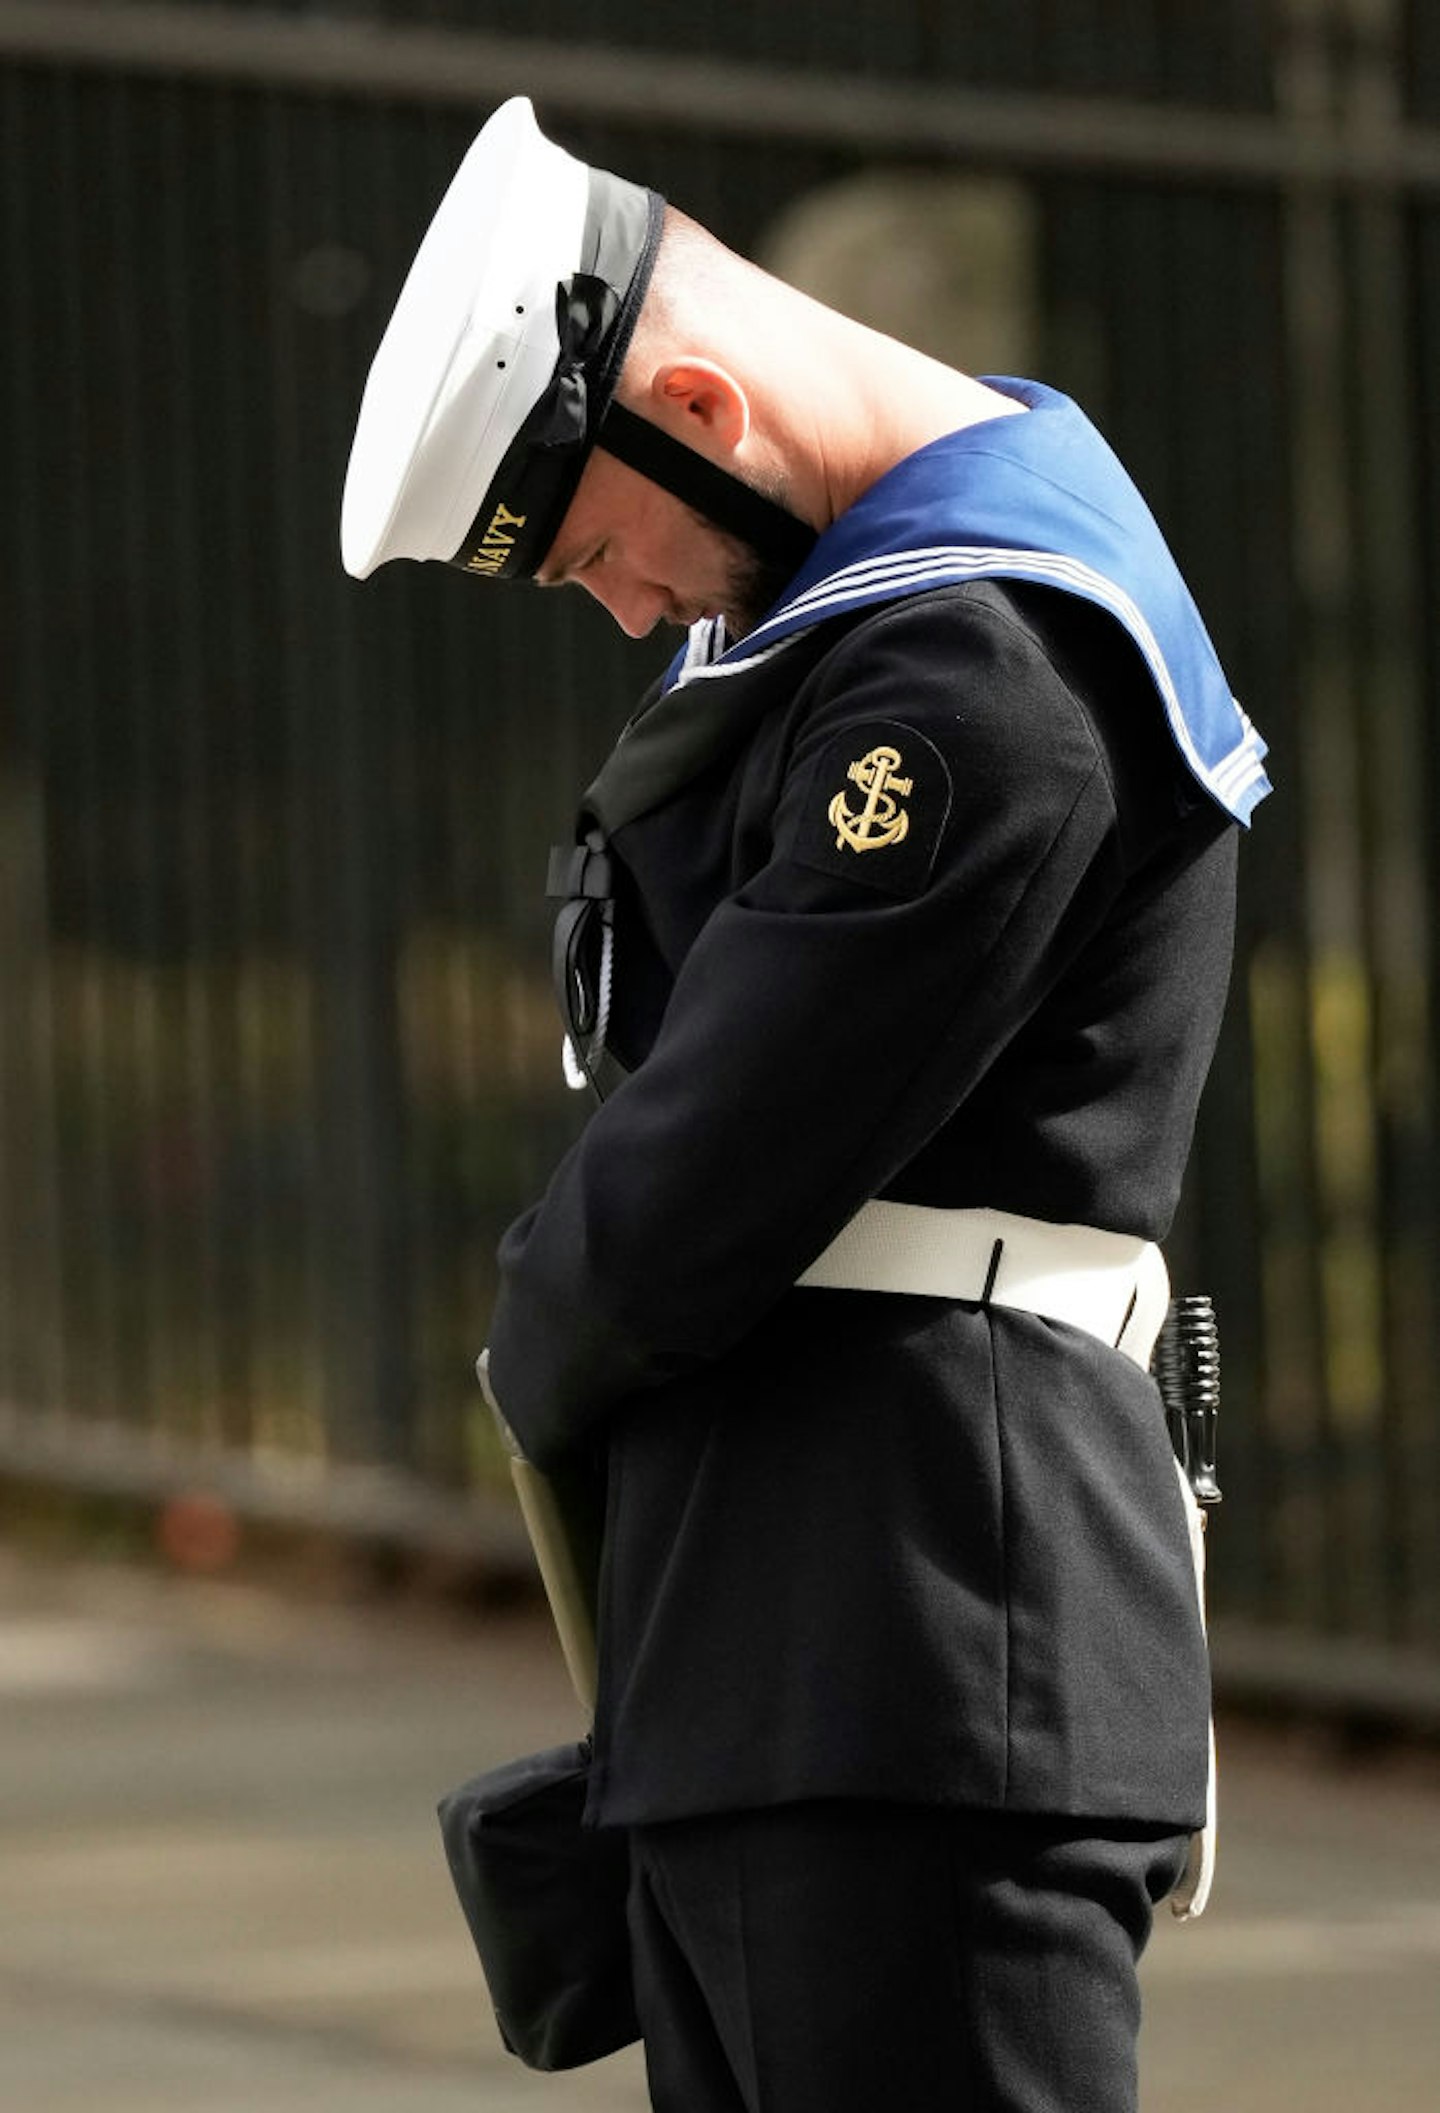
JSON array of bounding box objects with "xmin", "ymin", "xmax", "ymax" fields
[{"xmin": 343, "ymin": 97, "xmax": 1268, "ymax": 2113}]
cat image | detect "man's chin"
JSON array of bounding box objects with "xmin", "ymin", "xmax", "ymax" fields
[
  {"xmin": 730, "ymin": 555, "xmax": 804, "ymax": 640},
  {"xmin": 720, "ymin": 588, "xmax": 771, "ymax": 642}
]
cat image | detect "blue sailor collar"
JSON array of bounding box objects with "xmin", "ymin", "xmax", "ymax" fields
[{"xmin": 666, "ymin": 378, "xmax": 1270, "ymax": 826}]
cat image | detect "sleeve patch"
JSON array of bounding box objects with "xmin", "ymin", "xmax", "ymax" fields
[{"xmin": 787, "ymin": 719, "xmax": 952, "ymax": 899}]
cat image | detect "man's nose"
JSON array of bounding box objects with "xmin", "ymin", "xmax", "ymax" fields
[{"xmin": 580, "ymin": 571, "xmax": 668, "ymax": 640}]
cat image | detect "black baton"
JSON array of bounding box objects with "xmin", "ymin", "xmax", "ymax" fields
[{"xmin": 1153, "ymin": 1294, "xmax": 1222, "ymax": 1507}]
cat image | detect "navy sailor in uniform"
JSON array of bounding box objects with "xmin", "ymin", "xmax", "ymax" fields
[{"xmin": 343, "ymin": 98, "xmax": 1269, "ymax": 2113}]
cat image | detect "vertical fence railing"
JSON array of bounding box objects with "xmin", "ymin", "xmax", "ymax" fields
[{"xmin": 0, "ymin": 2, "xmax": 1438, "ymax": 1671}]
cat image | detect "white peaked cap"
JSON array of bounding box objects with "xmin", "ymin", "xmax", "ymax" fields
[
  {"xmin": 341, "ymin": 98, "xmax": 591, "ymax": 580},
  {"xmin": 342, "ymin": 100, "xmax": 816, "ymax": 593}
]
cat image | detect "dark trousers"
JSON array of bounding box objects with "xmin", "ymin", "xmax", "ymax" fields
[{"xmin": 627, "ymin": 1801, "xmax": 1187, "ymax": 2113}]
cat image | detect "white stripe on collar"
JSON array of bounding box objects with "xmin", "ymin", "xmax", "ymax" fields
[{"xmin": 674, "ymin": 546, "xmax": 1269, "ymax": 817}]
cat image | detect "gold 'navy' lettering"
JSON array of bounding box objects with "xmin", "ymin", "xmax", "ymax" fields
[{"xmin": 463, "ymin": 501, "xmax": 529, "ymax": 575}]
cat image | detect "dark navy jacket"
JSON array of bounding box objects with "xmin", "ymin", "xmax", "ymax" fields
[{"xmin": 488, "ymin": 564, "xmax": 1237, "ymax": 1834}]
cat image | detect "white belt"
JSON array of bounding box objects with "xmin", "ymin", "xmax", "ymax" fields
[{"xmin": 797, "ymin": 1202, "xmax": 1170, "ymax": 1370}]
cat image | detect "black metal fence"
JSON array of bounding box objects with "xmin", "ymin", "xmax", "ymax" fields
[{"xmin": 1, "ymin": 2, "xmax": 1438, "ymax": 1685}]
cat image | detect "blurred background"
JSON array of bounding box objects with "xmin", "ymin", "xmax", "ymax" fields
[{"xmin": 1, "ymin": 2, "xmax": 1439, "ymax": 2107}]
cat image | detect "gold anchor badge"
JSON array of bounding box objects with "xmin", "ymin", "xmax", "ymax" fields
[{"xmin": 828, "ymin": 744, "xmax": 914, "ymax": 853}]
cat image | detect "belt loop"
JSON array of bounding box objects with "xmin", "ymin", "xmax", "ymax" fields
[{"xmin": 980, "ymin": 1238, "xmax": 1004, "ymax": 1306}]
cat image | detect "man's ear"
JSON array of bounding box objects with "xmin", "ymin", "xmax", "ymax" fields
[{"xmin": 648, "ymin": 359, "xmax": 750, "ymax": 455}]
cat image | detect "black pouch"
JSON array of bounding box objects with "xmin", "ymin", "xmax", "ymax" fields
[{"xmin": 436, "ymin": 1737, "xmax": 639, "ymax": 2071}]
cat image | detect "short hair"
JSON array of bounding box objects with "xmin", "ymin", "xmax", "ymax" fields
[{"xmin": 622, "ymin": 205, "xmax": 766, "ymax": 381}]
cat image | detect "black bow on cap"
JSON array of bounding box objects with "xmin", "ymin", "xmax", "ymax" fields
[{"xmin": 531, "ymin": 273, "xmax": 622, "ymax": 451}]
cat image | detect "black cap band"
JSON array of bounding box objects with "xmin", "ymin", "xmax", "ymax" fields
[{"xmin": 449, "ymin": 175, "xmax": 664, "ymax": 580}]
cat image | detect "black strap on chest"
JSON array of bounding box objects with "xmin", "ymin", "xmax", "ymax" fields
[{"xmin": 547, "ymin": 828, "xmax": 615, "ymax": 1093}]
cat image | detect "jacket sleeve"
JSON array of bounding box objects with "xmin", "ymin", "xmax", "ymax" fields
[{"xmin": 486, "ymin": 592, "xmax": 1122, "ymax": 1465}]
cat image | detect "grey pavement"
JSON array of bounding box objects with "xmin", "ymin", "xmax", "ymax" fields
[{"xmin": 2, "ymin": 1545, "xmax": 1439, "ymax": 2112}]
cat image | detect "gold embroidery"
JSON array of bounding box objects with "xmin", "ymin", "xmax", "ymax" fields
[
  {"xmin": 828, "ymin": 744, "xmax": 913, "ymax": 852},
  {"xmin": 464, "ymin": 501, "xmax": 528, "ymax": 574}
]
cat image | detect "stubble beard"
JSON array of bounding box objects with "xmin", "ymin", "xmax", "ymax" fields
[
  {"xmin": 688, "ymin": 493, "xmax": 810, "ymax": 642},
  {"xmin": 721, "ymin": 536, "xmax": 806, "ymax": 640}
]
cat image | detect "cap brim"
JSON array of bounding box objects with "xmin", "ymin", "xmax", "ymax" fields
[{"xmin": 341, "ymin": 97, "xmax": 589, "ymax": 578}]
